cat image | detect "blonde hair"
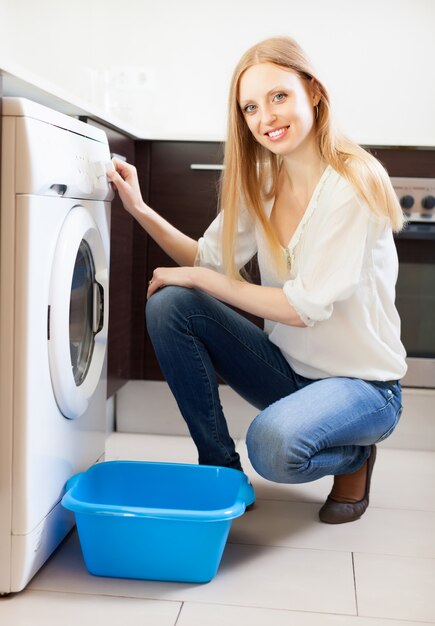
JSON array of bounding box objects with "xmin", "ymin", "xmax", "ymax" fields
[{"xmin": 220, "ymin": 36, "xmax": 404, "ymax": 279}]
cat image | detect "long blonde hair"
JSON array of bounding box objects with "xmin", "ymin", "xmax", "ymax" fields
[{"xmin": 220, "ymin": 36, "xmax": 404, "ymax": 279}]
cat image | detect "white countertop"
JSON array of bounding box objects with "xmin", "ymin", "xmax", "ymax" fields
[{"xmin": 0, "ymin": 60, "xmax": 223, "ymax": 142}]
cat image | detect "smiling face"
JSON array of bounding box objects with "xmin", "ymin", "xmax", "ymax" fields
[{"xmin": 238, "ymin": 62, "xmax": 319, "ymax": 159}]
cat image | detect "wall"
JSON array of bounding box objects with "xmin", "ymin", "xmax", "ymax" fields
[{"xmin": 1, "ymin": 0, "xmax": 434, "ymax": 145}]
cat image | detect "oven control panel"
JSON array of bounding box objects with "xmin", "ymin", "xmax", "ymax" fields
[{"xmin": 391, "ymin": 177, "xmax": 435, "ymax": 223}]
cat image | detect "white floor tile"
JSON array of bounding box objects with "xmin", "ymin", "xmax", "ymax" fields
[
  {"xmin": 187, "ymin": 543, "xmax": 356, "ymax": 615},
  {"xmin": 229, "ymin": 499, "xmax": 435, "ymax": 559},
  {"xmin": 0, "ymin": 589, "xmax": 180, "ymax": 626},
  {"xmin": 177, "ymin": 602, "xmax": 431, "ymax": 626},
  {"xmin": 370, "ymin": 449, "xmax": 435, "ymax": 512},
  {"xmin": 355, "ymin": 552, "xmax": 435, "ymax": 623},
  {"xmin": 29, "ymin": 531, "xmax": 356, "ymax": 615}
]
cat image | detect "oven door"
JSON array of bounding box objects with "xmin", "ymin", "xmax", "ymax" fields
[{"xmin": 395, "ymin": 221, "xmax": 435, "ymax": 388}]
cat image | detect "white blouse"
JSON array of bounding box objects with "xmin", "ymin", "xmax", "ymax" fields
[{"xmin": 196, "ymin": 165, "xmax": 407, "ymax": 381}]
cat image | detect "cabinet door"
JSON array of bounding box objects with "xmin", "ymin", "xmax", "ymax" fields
[
  {"xmin": 135, "ymin": 140, "xmax": 261, "ymax": 381},
  {"xmin": 134, "ymin": 141, "xmax": 224, "ymax": 379}
]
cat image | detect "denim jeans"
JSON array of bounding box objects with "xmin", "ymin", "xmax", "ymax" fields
[{"xmin": 146, "ymin": 286, "xmax": 403, "ymax": 483}]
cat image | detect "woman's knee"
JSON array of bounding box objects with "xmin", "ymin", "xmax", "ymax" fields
[
  {"xmin": 246, "ymin": 405, "xmax": 308, "ymax": 484},
  {"xmin": 146, "ymin": 285, "xmax": 193, "ymax": 335},
  {"xmin": 246, "ymin": 410, "xmax": 290, "ymax": 483}
]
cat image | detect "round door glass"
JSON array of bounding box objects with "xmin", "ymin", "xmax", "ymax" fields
[{"xmin": 70, "ymin": 240, "xmax": 96, "ymax": 386}]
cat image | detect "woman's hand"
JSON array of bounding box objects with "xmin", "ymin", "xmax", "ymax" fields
[
  {"xmin": 147, "ymin": 266, "xmax": 197, "ymax": 299},
  {"xmin": 106, "ymin": 159, "xmax": 146, "ymax": 216}
]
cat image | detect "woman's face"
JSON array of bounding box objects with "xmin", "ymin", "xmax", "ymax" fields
[{"xmin": 238, "ymin": 62, "xmax": 318, "ymax": 158}]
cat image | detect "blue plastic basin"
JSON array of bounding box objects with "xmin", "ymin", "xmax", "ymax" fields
[{"xmin": 61, "ymin": 460, "xmax": 255, "ymax": 583}]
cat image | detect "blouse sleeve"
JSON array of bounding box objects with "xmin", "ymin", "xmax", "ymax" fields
[
  {"xmin": 283, "ymin": 184, "xmax": 375, "ymax": 327},
  {"xmin": 195, "ymin": 207, "xmax": 258, "ymax": 273}
]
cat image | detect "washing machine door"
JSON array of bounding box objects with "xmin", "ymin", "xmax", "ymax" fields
[{"xmin": 48, "ymin": 205, "xmax": 109, "ymax": 419}]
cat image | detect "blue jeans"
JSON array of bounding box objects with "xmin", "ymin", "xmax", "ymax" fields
[{"xmin": 146, "ymin": 287, "xmax": 403, "ymax": 483}]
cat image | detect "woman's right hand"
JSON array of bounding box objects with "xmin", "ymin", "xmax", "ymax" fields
[
  {"xmin": 106, "ymin": 158, "xmax": 146, "ymax": 216},
  {"xmin": 107, "ymin": 157, "xmax": 199, "ymax": 267}
]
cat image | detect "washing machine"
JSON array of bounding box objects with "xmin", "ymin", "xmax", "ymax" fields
[{"xmin": 0, "ymin": 98, "xmax": 113, "ymax": 593}]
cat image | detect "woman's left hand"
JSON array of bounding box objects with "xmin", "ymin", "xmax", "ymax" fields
[{"xmin": 147, "ymin": 266, "xmax": 197, "ymax": 299}]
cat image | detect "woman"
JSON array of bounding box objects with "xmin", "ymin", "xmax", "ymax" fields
[{"xmin": 107, "ymin": 36, "xmax": 406, "ymax": 524}]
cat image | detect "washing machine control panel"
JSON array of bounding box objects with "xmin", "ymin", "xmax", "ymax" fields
[{"xmin": 15, "ymin": 117, "xmax": 114, "ymax": 201}]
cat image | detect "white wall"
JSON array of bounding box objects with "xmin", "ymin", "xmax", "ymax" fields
[{"xmin": 1, "ymin": 0, "xmax": 434, "ymax": 145}]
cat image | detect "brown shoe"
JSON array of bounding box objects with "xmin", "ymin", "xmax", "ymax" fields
[{"xmin": 318, "ymin": 445, "xmax": 377, "ymax": 524}]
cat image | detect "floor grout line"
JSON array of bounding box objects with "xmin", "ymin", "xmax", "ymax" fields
[
  {"xmin": 174, "ymin": 601, "xmax": 184, "ymax": 625},
  {"xmin": 351, "ymin": 552, "xmax": 359, "ymax": 616}
]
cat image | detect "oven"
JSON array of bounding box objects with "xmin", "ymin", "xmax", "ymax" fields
[{"xmin": 392, "ymin": 176, "xmax": 435, "ymax": 389}]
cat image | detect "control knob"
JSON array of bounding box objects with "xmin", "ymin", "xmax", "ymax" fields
[
  {"xmin": 422, "ymin": 195, "xmax": 435, "ymax": 210},
  {"xmin": 399, "ymin": 195, "xmax": 415, "ymax": 209}
]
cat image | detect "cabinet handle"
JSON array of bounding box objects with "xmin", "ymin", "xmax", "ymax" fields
[{"xmin": 190, "ymin": 163, "xmax": 224, "ymax": 171}]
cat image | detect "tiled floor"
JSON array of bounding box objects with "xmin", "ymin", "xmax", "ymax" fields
[{"xmin": 1, "ymin": 433, "xmax": 435, "ymax": 625}]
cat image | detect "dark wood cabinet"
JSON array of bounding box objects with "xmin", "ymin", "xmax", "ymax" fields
[
  {"xmin": 135, "ymin": 140, "xmax": 225, "ymax": 379},
  {"xmin": 365, "ymin": 147, "xmax": 435, "ymax": 177}
]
